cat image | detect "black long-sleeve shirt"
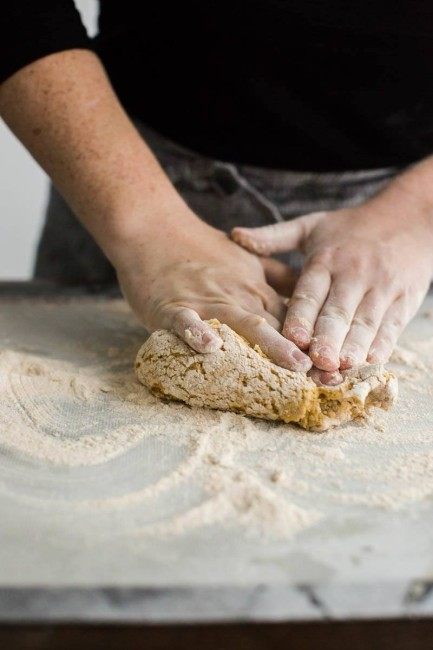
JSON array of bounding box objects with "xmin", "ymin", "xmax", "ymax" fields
[{"xmin": 2, "ymin": 1, "xmax": 433, "ymax": 171}]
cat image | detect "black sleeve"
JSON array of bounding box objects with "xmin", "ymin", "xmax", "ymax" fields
[{"xmin": 0, "ymin": 1, "xmax": 93, "ymax": 84}]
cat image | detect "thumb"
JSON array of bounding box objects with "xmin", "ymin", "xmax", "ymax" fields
[{"xmin": 231, "ymin": 211, "xmax": 327, "ymax": 256}]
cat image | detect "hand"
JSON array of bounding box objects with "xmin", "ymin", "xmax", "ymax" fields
[
  {"xmin": 232, "ymin": 191, "xmax": 433, "ymax": 380},
  {"xmin": 116, "ymin": 217, "xmax": 312, "ymax": 372}
]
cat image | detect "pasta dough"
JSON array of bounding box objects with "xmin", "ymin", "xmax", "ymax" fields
[{"xmin": 135, "ymin": 319, "xmax": 397, "ymax": 431}]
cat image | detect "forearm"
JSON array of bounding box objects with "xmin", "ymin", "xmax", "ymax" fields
[
  {"xmin": 0, "ymin": 49, "xmax": 206, "ymax": 265},
  {"xmin": 365, "ymin": 155, "xmax": 433, "ymax": 233}
]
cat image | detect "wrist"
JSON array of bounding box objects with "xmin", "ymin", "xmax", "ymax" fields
[
  {"xmin": 379, "ymin": 158, "xmax": 433, "ymax": 229},
  {"xmin": 363, "ymin": 174, "xmax": 433, "ymax": 234},
  {"xmin": 104, "ymin": 203, "xmax": 222, "ymax": 272}
]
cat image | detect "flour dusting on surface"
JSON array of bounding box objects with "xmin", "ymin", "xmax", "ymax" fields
[{"xmin": 0, "ymin": 298, "xmax": 433, "ymax": 541}]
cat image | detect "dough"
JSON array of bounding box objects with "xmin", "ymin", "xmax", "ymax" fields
[{"xmin": 135, "ymin": 319, "xmax": 397, "ymax": 431}]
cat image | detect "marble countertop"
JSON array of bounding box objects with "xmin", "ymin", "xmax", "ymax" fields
[{"xmin": 0, "ymin": 285, "xmax": 432, "ymax": 623}]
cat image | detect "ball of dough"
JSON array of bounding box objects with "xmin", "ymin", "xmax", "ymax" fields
[{"xmin": 135, "ymin": 320, "xmax": 397, "ymax": 431}]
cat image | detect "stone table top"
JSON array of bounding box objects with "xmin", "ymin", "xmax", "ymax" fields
[{"xmin": 0, "ymin": 286, "xmax": 432, "ymax": 623}]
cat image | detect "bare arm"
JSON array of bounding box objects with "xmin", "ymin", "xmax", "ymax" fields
[
  {"xmin": 0, "ymin": 49, "xmax": 197, "ymax": 260},
  {"xmin": 0, "ymin": 50, "xmax": 311, "ymax": 371}
]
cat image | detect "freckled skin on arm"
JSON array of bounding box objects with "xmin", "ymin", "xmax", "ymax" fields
[
  {"xmin": 0, "ymin": 50, "xmax": 311, "ymax": 371},
  {"xmin": 0, "ymin": 49, "xmax": 188, "ymax": 252}
]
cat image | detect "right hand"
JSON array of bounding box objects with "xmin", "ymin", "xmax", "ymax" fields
[
  {"xmin": 0, "ymin": 51, "xmax": 308, "ymax": 374},
  {"xmin": 115, "ymin": 217, "xmax": 312, "ymax": 372}
]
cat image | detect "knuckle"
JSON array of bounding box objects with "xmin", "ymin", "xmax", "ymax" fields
[
  {"xmin": 380, "ymin": 267, "xmax": 395, "ymax": 286},
  {"xmin": 388, "ymin": 315, "xmax": 405, "ymax": 331},
  {"xmin": 311, "ymin": 247, "xmax": 334, "ymax": 268},
  {"xmin": 378, "ymin": 318, "xmax": 402, "ymax": 344},
  {"xmin": 291, "ymin": 292, "xmax": 320, "ymax": 308},
  {"xmin": 333, "ymin": 284, "xmax": 357, "ymax": 303},
  {"xmin": 170, "ymin": 306, "xmax": 191, "ymax": 326},
  {"xmin": 342, "ymin": 255, "xmax": 364, "ymax": 274},
  {"xmin": 349, "ymin": 255, "xmax": 367, "ymax": 274},
  {"xmin": 401, "ymin": 285, "xmax": 424, "ymax": 306},
  {"xmin": 320, "ymin": 304, "xmax": 351, "ymax": 324},
  {"xmin": 239, "ymin": 312, "xmax": 267, "ymax": 330},
  {"xmin": 352, "ymin": 313, "xmax": 377, "ymax": 330},
  {"xmin": 376, "ymin": 330, "xmax": 394, "ymax": 348}
]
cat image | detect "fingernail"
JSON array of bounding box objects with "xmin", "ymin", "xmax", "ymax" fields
[
  {"xmin": 340, "ymin": 345, "xmax": 364, "ymax": 368},
  {"xmin": 290, "ymin": 327, "xmax": 310, "ymax": 347},
  {"xmin": 310, "ymin": 345, "xmax": 339, "ymax": 371},
  {"xmin": 320, "ymin": 370, "xmax": 343, "ymax": 386},
  {"xmin": 340, "ymin": 353, "xmax": 359, "ymax": 369},
  {"xmin": 185, "ymin": 327, "xmax": 222, "ymax": 353},
  {"xmin": 367, "ymin": 350, "xmax": 387, "ymax": 364},
  {"xmin": 202, "ymin": 333, "xmax": 222, "ymax": 352},
  {"xmin": 292, "ymin": 349, "xmax": 313, "ymax": 371},
  {"xmin": 314, "ymin": 345, "xmax": 334, "ymax": 361}
]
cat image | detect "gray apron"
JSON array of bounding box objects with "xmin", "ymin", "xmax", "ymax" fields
[{"xmin": 34, "ymin": 123, "xmax": 398, "ymax": 283}]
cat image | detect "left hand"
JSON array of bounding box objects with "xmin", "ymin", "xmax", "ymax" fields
[{"xmin": 232, "ymin": 187, "xmax": 433, "ymax": 382}]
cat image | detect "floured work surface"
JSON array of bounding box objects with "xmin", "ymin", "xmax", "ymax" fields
[{"xmin": 1, "ymin": 288, "xmax": 433, "ymax": 622}]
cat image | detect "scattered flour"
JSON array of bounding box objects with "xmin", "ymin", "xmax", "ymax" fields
[
  {"xmin": 0, "ymin": 349, "xmax": 157, "ymax": 466},
  {"xmin": 390, "ymin": 345, "xmax": 427, "ymax": 371},
  {"xmin": 0, "ymin": 299, "xmax": 433, "ymax": 541}
]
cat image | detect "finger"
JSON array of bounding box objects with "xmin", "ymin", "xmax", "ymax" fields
[
  {"xmin": 217, "ymin": 306, "xmax": 312, "ymax": 372},
  {"xmin": 282, "ymin": 260, "xmax": 332, "ymax": 350},
  {"xmin": 309, "ymin": 280, "xmax": 365, "ymax": 371},
  {"xmin": 261, "ymin": 257, "xmax": 298, "ymax": 297},
  {"xmin": 339, "ymin": 289, "xmax": 389, "ymax": 369},
  {"xmin": 261, "ymin": 310, "xmax": 282, "ymax": 330},
  {"xmin": 308, "ymin": 367, "xmax": 343, "ymax": 386},
  {"xmin": 260, "ymin": 284, "xmax": 287, "ymax": 325},
  {"xmin": 367, "ymin": 293, "xmax": 418, "ymax": 363},
  {"xmin": 231, "ymin": 212, "xmax": 327, "ymax": 256},
  {"xmin": 169, "ymin": 307, "xmax": 223, "ymax": 353}
]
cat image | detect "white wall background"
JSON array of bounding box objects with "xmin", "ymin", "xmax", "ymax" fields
[{"xmin": 0, "ymin": 0, "xmax": 98, "ymax": 279}]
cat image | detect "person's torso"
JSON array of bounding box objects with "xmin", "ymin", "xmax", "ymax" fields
[{"xmin": 95, "ymin": 0, "xmax": 433, "ymax": 171}]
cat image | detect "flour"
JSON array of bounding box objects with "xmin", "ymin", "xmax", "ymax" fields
[
  {"xmin": 390, "ymin": 345, "xmax": 427, "ymax": 371},
  {"xmin": 0, "ymin": 349, "xmax": 155, "ymax": 465},
  {"xmin": 128, "ymin": 469, "xmax": 321, "ymax": 539},
  {"xmin": 0, "ymin": 298, "xmax": 433, "ymax": 541}
]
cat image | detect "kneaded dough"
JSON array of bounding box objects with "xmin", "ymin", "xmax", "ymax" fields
[{"xmin": 135, "ymin": 319, "xmax": 397, "ymax": 431}]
